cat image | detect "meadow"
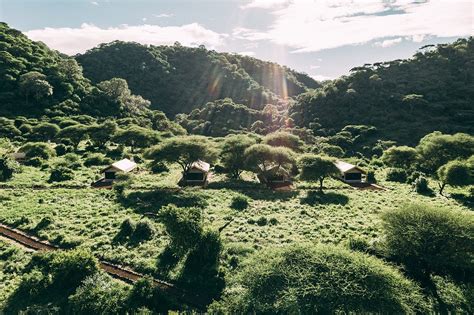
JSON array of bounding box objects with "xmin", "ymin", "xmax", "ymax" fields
[{"xmin": 0, "ymin": 162, "xmax": 469, "ymax": 296}]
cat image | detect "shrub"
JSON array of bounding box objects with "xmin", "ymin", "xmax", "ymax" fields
[
  {"xmin": 230, "ymin": 195, "xmax": 250, "ymax": 210},
  {"xmin": 20, "ymin": 142, "xmax": 55, "ymax": 159},
  {"xmin": 54, "ymin": 143, "xmax": 71, "ymax": 156},
  {"xmin": 412, "ymin": 176, "xmax": 432, "ymax": 194},
  {"xmin": 116, "ymin": 218, "xmax": 136, "ymax": 240},
  {"xmin": 0, "ymin": 155, "xmax": 18, "ymax": 181},
  {"xmin": 61, "ymin": 153, "xmax": 82, "ymax": 169},
  {"xmin": 132, "ymin": 220, "xmax": 155, "ymax": 242},
  {"xmin": 24, "ymin": 157, "xmax": 44, "ymax": 167},
  {"xmin": 49, "ymin": 166, "xmax": 74, "ymax": 182},
  {"xmin": 149, "ymin": 161, "xmax": 169, "ymax": 174},
  {"xmin": 382, "ymin": 203, "xmax": 474, "ymax": 279},
  {"xmin": 69, "ymin": 273, "xmax": 128, "ymax": 314},
  {"xmin": 385, "ymin": 167, "xmax": 407, "ymax": 183},
  {"xmin": 256, "ymin": 216, "xmax": 268, "ymax": 226},
  {"xmin": 366, "ymin": 170, "xmax": 376, "ymax": 183},
  {"xmin": 84, "ymin": 153, "xmax": 113, "ymax": 167},
  {"xmin": 209, "ymin": 244, "xmax": 428, "ymax": 313}
]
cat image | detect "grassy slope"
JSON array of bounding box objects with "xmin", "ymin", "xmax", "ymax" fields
[
  {"xmin": 0, "ymin": 241, "xmax": 32, "ymax": 307},
  {"xmin": 0, "ymin": 164, "xmax": 470, "ymax": 284}
]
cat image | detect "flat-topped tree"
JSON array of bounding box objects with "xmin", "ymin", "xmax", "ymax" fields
[
  {"xmin": 263, "ymin": 131, "xmax": 303, "ymax": 152},
  {"xmin": 145, "ymin": 135, "xmax": 217, "ymax": 176},
  {"xmin": 299, "ymin": 154, "xmax": 339, "ymax": 192},
  {"xmin": 220, "ymin": 134, "xmax": 256, "ymax": 179},
  {"xmin": 244, "ymin": 144, "xmax": 295, "ymax": 175}
]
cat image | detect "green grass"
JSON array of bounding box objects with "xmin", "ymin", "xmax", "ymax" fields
[
  {"xmin": 0, "ymin": 241, "xmax": 32, "ymax": 307},
  {"xmin": 0, "ymin": 165, "xmax": 470, "ymax": 281}
]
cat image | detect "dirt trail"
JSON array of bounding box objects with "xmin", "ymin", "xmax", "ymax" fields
[{"xmin": 0, "ymin": 223, "xmax": 201, "ymax": 309}]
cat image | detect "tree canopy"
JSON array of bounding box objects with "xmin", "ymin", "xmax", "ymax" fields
[{"xmin": 145, "ymin": 136, "xmax": 217, "ymax": 174}]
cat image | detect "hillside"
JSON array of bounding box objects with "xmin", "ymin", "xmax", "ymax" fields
[
  {"xmin": 75, "ymin": 41, "xmax": 319, "ymax": 116},
  {"xmin": 290, "ymin": 38, "xmax": 474, "ymax": 145},
  {"xmin": 0, "ymin": 22, "xmax": 91, "ymax": 116}
]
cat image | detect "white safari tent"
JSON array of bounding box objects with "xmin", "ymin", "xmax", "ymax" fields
[
  {"xmin": 335, "ymin": 161, "xmax": 366, "ymax": 183},
  {"xmin": 101, "ymin": 158, "xmax": 137, "ymax": 181},
  {"xmin": 179, "ymin": 160, "xmax": 210, "ymax": 186}
]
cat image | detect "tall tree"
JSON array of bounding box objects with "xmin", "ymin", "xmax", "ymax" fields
[
  {"xmin": 220, "ymin": 134, "xmax": 256, "ymax": 178},
  {"xmin": 144, "ymin": 136, "xmax": 217, "ymax": 175},
  {"xmin": 298, "ymin": 154, "xmax": 339, "ymax": 192}
]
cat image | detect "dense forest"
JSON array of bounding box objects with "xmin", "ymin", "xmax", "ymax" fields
[
  {"xmin": 290, "ymin": 38, "xmax": 474, "ymax": 145},
  {"xmin": 76, "ymin": 41, "xmax": 319, "ymax": 116}
]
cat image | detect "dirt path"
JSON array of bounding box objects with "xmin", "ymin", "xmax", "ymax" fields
[{"xmin": 0, "ymin": 223, "xmax": 202, "ymax": 309}]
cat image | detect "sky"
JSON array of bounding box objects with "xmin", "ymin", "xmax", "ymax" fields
[{"xmin": 1, "ymin": 0, "xmax": 472, "ymax": 80}]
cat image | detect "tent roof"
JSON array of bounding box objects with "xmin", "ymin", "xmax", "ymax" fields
[
  {"xmin": 258, "ymin": 164, "xmax": 290, "ymax": 177},
  {"xmin": 190, "ymin": 160, "xmax": 210, "ymax": 172},
  {"xmin": 335, "ymin": 160, "xmax": 366, "ymax": 174},
  {"xmin": 102, "ymin": 158, "xmax": 137, "ymax": 173}
]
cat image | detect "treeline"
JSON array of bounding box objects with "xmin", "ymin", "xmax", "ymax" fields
[
  {"xmin": 75, "ymin": 41, "xmax": 319, "ymax": 116},
  {"xmin": 290, "ymin": 37, "xmax": 474, "ymax": 145}
]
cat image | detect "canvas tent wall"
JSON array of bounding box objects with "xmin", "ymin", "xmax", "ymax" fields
[{"xmin": 334, "ymin": 161, "xmax": 366, "ymax": 183}]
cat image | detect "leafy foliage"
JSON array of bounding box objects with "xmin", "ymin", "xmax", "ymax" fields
[
  {"xmin": 76, "ymin": 41, "xmax": 318, "ymax": 116},
  {"xmin": 382, "ymin": 203, "xmax": 474, "ymax": 280},
  {"xmin": 291, "ymin": 38, "xmax": 474, "ymax": 145},
  {"xmin": 211, "ymin": 244, "xmax": 428, "ymax": 313}
]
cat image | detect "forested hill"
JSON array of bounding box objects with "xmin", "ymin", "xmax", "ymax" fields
[
  {"xmin": 290, "ymin": 37, "xmax": 474, "ymax": 145},
  {"xmin": 75, "ymin": 41, "xmax": 319, "ymax": 116},
  {"xmin": 0, "ymin": 22, "xmax": 91, "ymax": 116}
]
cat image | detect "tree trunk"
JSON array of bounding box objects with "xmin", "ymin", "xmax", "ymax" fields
[
  {"xmin": 439, "ymin": 182, "xmax": 446, "ymax": 195},
  {"xmin": 319, "ymin": 178, "xmax": 324, "ymax": 192}
]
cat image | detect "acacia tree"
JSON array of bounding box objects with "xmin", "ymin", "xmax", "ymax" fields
[
  {"xmin": 263, "ymin": 131, "xmax": 303, "ymax": 152},
  {"xmin": 58, "ymin": 124, "xmax": 88, "ymax": 149},
  {"xmin": 437, "ymin": 160, "xmax": 472, "ymax": 195},
  {"xmin": 88, "ymin": 121, "xmax": 118, "ymax": 148},
  {"xmin": 145, "ymin": 136, "xmax": 217, "ymax": 176},
  {"xmin": 243, "ymin": 144, "xmax": 295, "ymax": 174},
  {"xmin": 298, "ymin": 154, "xmax": 339, "ymax": 192},
  {"xmin": 220, "ymin": 134, "xmax": 256, "ymax": 179},
  {"xmin": 381, "ymin": 146, "xmax": 419, "ymax": 170},
  {"xmin": 113, "ymin": 126, "xmax": 160, "ymax": 153}
]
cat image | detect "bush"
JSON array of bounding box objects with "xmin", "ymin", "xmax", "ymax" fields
[
  {"xmin": 149, "ymin": 161, "xmax": 169, "ymax": 174},
  {"xmin": 84, "ymin": 153, "xmax": 113, "ymax": 167},
  {"xmin": 49, "ymin": 166, "xmax": 74, "ymax": 182},
  {"xmin": 209, "ymin": 244, "xmax": 428, "ymax": 313},
  {"xmin": 20, "ymin": 142, "xmax": 55, "ymax": 159},
  {"xmin": 61, "ymin": 153, "xmax": 82, "ymax": 169},
  {"xmin": 54, "ymin": 143, "xmax": 71, "ymax": 156},
  {"xmin": 385, "ymin": 167, "xmax": 407, "ymax": 182},
  {"xmin": 69, "ymin": 273, "xmax": 128, "ymax": 314},
  {"xmin": 412, "ymin": 176, "xmax": 432, "ymax": 194},
  {"xmin": 256, "ymin": 216, "xmax": 267, "ymax": 226},
  {"xmin": 24, "ymin": 157, "xmax": 44, "ymax": 167},
  {"xmin": 382, "ymin": 203, "xmax": 474, "ymax": 279},
  {"xmin": 366, "ymin": 170, "xmax": 376, "ymax": 183},
  {"xmin": 230, "ymin": 195, "xmax": 250, "ymax": 210},
  {"xmin": 132, "ymin": 220, "xmax": 155, "ymax": 242},
  {"xmin": 0, "ymin": 155, "xmax": 18, "ymax": 181}
]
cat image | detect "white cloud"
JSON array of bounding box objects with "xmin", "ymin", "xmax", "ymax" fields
[
  {"xmin": 309, "ymin": 65, "xmax": 320, "ymax": 69},
  {"xmin": 237, "ymin": 0, "xmax": 473, "ymax": 52},
  {"xmin": 374, "ymin": 37, "xmax": 403, "ymax": 48},
  {"xmin": 142, "ymin": 17, "xmax": 147, "ymax": 22},
  {"xmin": 310, "ymin": 74, "xmax": 333, "ymax": 81},
  {"xmin": 25, "ymin": 23, "xmax": 226, "ymax": 55},
  {"xmin": 153, "ymin": 13, "xmax": 174, "ymax": 18},
  {"xmin": 237, "ymin": 51, "xmax": 256, "ymax": 56},
  {"xmin": 241, "ymin": 0, "xmax": 290, "ymax": 9},
  {"xmin": 90, "ymin": 1, "xmax": 99, "ymax": 5}
]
